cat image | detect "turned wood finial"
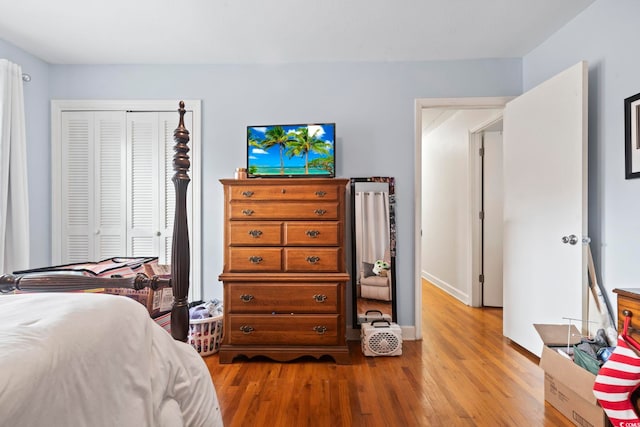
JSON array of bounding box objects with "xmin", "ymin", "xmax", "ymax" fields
[
  {"xmin": 178, "ymin": 100, "xmax": 185, "ymax": 127},
  {"xmin": 173, "ymin": 101, "xmax": 191, "ymax": 180}
]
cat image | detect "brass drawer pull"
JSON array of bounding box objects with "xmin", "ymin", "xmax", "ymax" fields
[
  {"xmin": 242, "ymin": 209, "xmax": 254, "ymax": 216},
  {"xmin": 249, "ymin": 256, "xmax": 263, "ymax": 264},
  {"xmin": 240, "ymin": 294, "xmax": 254, "ymax": 302},
  {"xmin": 241, "ymin": 191, "xmax": 254, "ymax": 197},
  {"xmin": 248, "ymin": 229, "xmax": 263, "ymax": 238},
  {"xmin": 313, "ymin": 294, "xmax": 327, "ymax": 303},
  {"xmin": 314, "ymin": 209, "xmax": 327, "ymax": 216},
  {"xmin": 305, "ymin": 230, "xmax": 320, "ymax": 238},
  {"xmin": 313, "ymin": 325, "xmax": 327, "ymax": 335},
  {"xmin": 240, "ymin": 325, "xmax": 255, "ymax": 334},
  {"xmin": 315, "ymin": 191, "xmax": 327, "ymax": 197},
  {"xmin": 306, "ymin": 256, "xmax": 320, "ymax": 264}
]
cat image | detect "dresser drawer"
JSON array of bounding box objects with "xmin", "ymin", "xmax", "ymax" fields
[
  {"xmin": 227, "ymin": 314, "xmax": 340, "ymax": 346},
  {"xmin": 284, "ymin": 222, "xmax": 339, "ymax": 246},
  {"xmin": 229, "ymin": 222, "xmax": 283, "ymax": 246},
  {"xmin": 228, "ymin": 184, "xmax": 339, "ymax": 202},
  {"xmin": 284, "ymin": 248, "xmax": 341, "ymax": 272},
  {"xmin": 229, "ymin": 201, "xmax": 339, "ymax": 220},
  {"xmin": 227, "ymin": 283, "xmax": 339, "ymax": 313},
  {"xmin": 617, "ymin": 290, "xmax": 640, "ymax": 341},
  {"xmin": 228, "ymin": 248, "xmax": 283, "ymax": 272}
]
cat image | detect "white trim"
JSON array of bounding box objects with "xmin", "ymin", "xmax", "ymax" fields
[
  {"xmin": 413, "ymin": 100, "xmax": 423, "ymax": 340},
  {"xmin": 422, "ymin": 270, "xmax": 468, "ymax": 304},
  {"xmin": 190, "ymin": 104, "xmax": 202, "ymax": 302},
  {"xmin": 51, "ymin": 99, "xmax": 200, "ymax": 112},
  {"xmin": 414, "ymin": 97, "xmax": 513, "ymax": 340},
  {"xmin": 51, "ymin": 99, "xmax": 203, "ymax": 301},
  {"xmin": 51, "ymin": 107, "xmax": 62, "ymax": 264}
]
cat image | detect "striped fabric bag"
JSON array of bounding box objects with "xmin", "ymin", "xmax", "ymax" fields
[{"xmin": 593, "ymin": 315, "xmax": 640, "ymax": 427}]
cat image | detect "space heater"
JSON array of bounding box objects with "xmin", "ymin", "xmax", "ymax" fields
[{"xmin": 361, "ymin": 320, "xmax": 403, "ymax": 357}]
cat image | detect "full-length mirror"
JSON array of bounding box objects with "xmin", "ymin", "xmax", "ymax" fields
[{"xmin": 350, "ymin": 177, "xmax": 397, "ymax": 327}]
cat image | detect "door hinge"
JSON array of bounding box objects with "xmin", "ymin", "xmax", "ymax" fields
[
  {"xmin": 479, "ymin": 211, "xmax": 484, "ymax": 220},
  {"xmin": 479, "ymin": 147, "xmax": 485, "ymax": 157},
  {"xmin": 479, "ymin": 274, "xmax": 484, "ymax": 283}
]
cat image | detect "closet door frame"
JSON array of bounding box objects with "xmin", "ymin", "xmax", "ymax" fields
[{"xmin": 51, "ymin": 99, "xmax": 202, "ymax": 300}]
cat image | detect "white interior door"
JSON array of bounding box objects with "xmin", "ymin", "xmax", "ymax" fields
[
  {"xmin": 126, "ymin": 111, "xmax": 194, "ymax": 264},
  {"xmin": 502, "ymin": 61, "xmax": 588, "ymax": 357},
  {"xmin": 126, "ymin": 112, "xmax": 161, "ymax": 258},
  {"xmin": 482, "ymin": 130, "xmax": 503, "ymax": 307},
  {"xmin": 94, "ymin": 112, "xmax": 127, "ymax": 260},
  {"xmin": 60, "ymin": 111, "xmax": 127, "ymax": 263},
  {"xmin": 60, "ymin": 111, "xmax": 94, "ymax": 263}
]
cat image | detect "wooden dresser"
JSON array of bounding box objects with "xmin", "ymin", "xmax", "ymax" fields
[{"xmin": 218, "ymin": 178, "xmax": 351, "ymax": 364}]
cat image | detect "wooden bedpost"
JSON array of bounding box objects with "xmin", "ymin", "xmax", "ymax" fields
[{"xmin": 171, "ymin": 101, "xmax": 191, "ymax": 342}]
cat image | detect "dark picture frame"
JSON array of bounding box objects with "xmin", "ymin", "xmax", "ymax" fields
[{"xmin": 625, "ymin": 92, "xmax": 640, "ymax": 179}]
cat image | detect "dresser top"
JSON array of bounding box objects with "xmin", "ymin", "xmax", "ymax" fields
[
  {"xmin": 614, "ymin": 288, "xmax": 640, "ymax": 298},
  {"xmin": 220, "ymin": 177, "xmax": 349, "ymax": 185}
]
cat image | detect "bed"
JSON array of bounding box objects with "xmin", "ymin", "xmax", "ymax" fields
[{"xmin": 0, "ymin": 101, "xmax": 223, "ymax": 427}]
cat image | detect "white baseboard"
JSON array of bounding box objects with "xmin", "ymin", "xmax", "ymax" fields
[
  {"xmin": 421, "ymin": 271, "xmax": 469, "ymax": 305},
  {"xmin": 401, "ymin": 325, "xmax": 416, "ymax": 340}
]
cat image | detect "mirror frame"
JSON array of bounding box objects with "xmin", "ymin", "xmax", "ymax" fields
[{"xmin": 350, "ymin": 177, "xmax": 397, "ymax": 328}]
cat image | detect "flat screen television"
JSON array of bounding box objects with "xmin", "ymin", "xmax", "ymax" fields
[{"xmin": 246, "ymin": 123, "xmax": 335, "ymax": 178}]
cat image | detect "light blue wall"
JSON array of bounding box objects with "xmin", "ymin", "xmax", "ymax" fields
[
  {"xmin": 523, "ymin": 0, "xmax": 639, "ymax": 315},
  {"xmin": 3, "ymin": 37, "xmax": 522, "ymax": 327},
  {"xmin": 0, "ymin": 40, "xmax": 50, "ymax": 269},
  {"xmin": 48, "ymin": 60, "xmax": 522, "ymax": 326}
]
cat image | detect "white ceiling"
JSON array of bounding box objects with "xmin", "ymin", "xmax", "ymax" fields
[{"xmin": 0, "ymin": 0, "xmax": 594, "ymax": 65}]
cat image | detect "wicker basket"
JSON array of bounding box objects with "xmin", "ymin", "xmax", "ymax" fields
[{"xmin": 188, "ymin": 313, "xmax": 223, "ymax": 356}]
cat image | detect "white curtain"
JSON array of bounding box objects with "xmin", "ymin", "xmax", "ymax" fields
[
  {"xmin": 0, "ymin": 59, "xmax": 29, "ymax": 273},
  {"xmin": 355, "ymin": 191, "xmax": 390, "ymax": 277}
]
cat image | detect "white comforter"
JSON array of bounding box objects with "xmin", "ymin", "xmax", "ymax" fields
[{"xmin": 0, "ymin": 293, "xmax": 223, "ymax": 427}]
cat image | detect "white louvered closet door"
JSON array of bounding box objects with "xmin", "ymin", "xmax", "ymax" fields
[
  {"xmin": 95, "ymin": 112, "xmax": 127, "ymax": 259},
  {"xmin": 56, "ymin": 104, "xmax": 200, "ymax": 300},
  {"xmin": 127, "ymin": 113, "xmax": 160, "ymax": 260},
  {"xmin": 60, "ymin": 111, "xmax": 126, "ymax": 263},
  {"xmin": 126, "ymin": 111, "xmax": 192, "ymax": 264}
]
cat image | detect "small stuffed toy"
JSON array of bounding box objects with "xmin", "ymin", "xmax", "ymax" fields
[{"xmin": 372, "ymin": 260, "xmax": 390, "ymax": 276}]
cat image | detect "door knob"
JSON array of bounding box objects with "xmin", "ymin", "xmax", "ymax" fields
[{"xmin": 561, "ymin": 234, "xmax": 578, "ymax": 245}]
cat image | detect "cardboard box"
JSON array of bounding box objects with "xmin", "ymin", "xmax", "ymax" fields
[
  {"xmin": 153, "ymin": 311, "xmax": 171, "ymax": 334},
  {"xmin": 103, "ymin": 260, "xmax": 172, "ymax": 317},
  {"xmin": 103, "ymin": 284, "xmax": 173, "ymax": 317},
  {"xmin": 534, "ymin": 324, "xmax": 611, "ymax": 427}
]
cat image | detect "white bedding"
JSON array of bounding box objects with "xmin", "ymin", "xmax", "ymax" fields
[{"xmin": 0, "ymin": 293, "xmax": 223, "ymax": 427}]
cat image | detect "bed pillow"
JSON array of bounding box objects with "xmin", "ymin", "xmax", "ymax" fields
[{"xmin": 362, "ymin": 262, "xmax": 376, "ymax": 278}]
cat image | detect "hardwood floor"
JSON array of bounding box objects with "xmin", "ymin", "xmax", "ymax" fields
[{"xmin": 204, "ymin": 280, "xmax": 574, "ymax": 426}]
